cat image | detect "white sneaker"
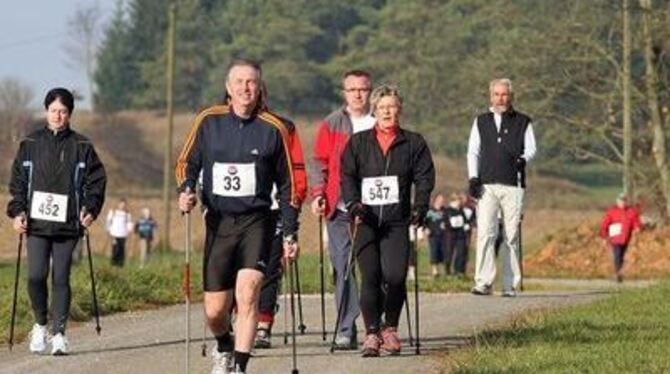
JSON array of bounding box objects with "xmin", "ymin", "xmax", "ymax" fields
[
  {"xmin": 211, "ymin": 347, "xmax": 234, "ymax": 374},
  {"xmin": 502, "ymin": 289, "xmax": 517, "ymax": 298},
  {"xmin": 29, "ymin": 324, "xmax": 48, "ymax": 354},
  {"xmin": 50, "ymin": 333, "xmax": 69, "ymax": 356}
]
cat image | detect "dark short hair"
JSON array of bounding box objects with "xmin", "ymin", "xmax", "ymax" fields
[
  {"xmin": 342, "ymin": 69, "xmax": 371, "ymax": 83},
  {"xmin": 44, "ymin": 87, "xmax": 75, "ymax": 114}
]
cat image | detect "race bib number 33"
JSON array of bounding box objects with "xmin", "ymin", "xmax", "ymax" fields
[
  {"xmin": 362, "ymin": 176, "xmax": 399, "ymax": 206},
  {"xmin": 30, "ymin": 191, "xmax": 68, "ymax": 223},
  {"xmin": 212, "ymin": 162, "xmax": 256, "ymax": 197}
]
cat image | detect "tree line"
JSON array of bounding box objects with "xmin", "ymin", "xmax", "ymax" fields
[{"xmin": 91, "ymin": 0, "xmax": 669, "ymax": 219}]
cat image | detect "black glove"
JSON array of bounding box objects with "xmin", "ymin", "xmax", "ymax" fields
[
  {"xmin": 410, "ymin": 207, "xmax": 427, "ymax": 227},
  {"xmin": 515, "ymin": 157, "xmax": 526, "ymax": 171},
  {"xmin": 347, "ymin": 201, "xmax": 368, "ymax": 221},
  {"xmin": 468, "ymin": 177, "xmax": 483, "ymax": 199}
]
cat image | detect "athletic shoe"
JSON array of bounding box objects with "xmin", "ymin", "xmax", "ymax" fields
[
  {"xmin": 29, "ymin": 324, "xmax": 48, "ymax": 354},
  {"xmin": 50, "ymin": 333, "xmax": 69, "ymax": 356},
  {"xmin": 471, "ymin": 285, "xmax": 492, "ymax": 296},
  {"xmin": 211, "ymin": 347, "xmax": 234, "ymax": 374},
  {"xmin": 361, "ymin": 333, "xmax": 381, "ymax": 357},
  {"xmin": 501, "ymin": 289, "xmax": 517, "ymax": 298},
  {"xmin": 333, "ymin": 334, "xmax": 358, "ymax": 350},
  {"xmin": 380, "ymin": 326, "xmax": 401, "ymax": 355},
  {"xmin": 254, "ymin": 328, "xmax": 271, "ymax": 349},
  {"xmin": 231, "ymin": 364, "xmax": 245, "ymax": 374}
]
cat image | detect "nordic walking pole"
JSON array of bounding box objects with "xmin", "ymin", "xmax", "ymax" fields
[
  {"xmin": 283, "ymin": 265, "xmax": 289, "ymax": 345},
  {"xmin": 330, "ymin": 220, "xmax": 359, "ymax": 353},
  {"xmin": 318, "ymin": 215, "xmax": 326, "ymax": 341},
  {"xmin": 8, "ymin": 233, "xmax": 24, "ymax": 352},
  {"xmin": 412, "ymin": 225, "xmax": 420, "ymax": 355},
  {"xmin": 294, "ymin": 260, "xmax": 306, "ymax": 334},
  {"xmin": 288, "ymin": 258, "xmax": 300, "ymax": 374},
  {"xmin": 82, "ymin": 211, "xmax": 102, "ymax": 335},
  {"xmin": 182, "ymin": 188, "xmax": 193, "ymax": 373},
  {"xmin": 201, "ymin": 307, "xmax": 207, "ymax": 357},
  {"xmin": 405, "ymin": 291, "xmax": 414, "ymax": 347},
  {"xmin": 519, "ymin": 214, "xmax": 524, "ymax": 292}
]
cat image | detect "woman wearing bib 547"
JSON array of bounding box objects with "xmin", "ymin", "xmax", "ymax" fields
[
  {"xmin": 6, "ymin": 88, "xmax": 107, "ymax": 355},
  {"xmin": 341, "ymin": 85, "xmax": 435, "ymax": 357}
]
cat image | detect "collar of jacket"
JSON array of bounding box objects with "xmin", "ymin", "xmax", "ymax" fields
[
  {"xmin": 43, "ymin": 125, "xmax": 72, "ymax": 139},
  {"xmin": 365, "ymin": 126, "xmax": 407, "ymax": 147}
]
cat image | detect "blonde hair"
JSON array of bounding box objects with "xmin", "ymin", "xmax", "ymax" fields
[{"xmin": 370, "ymin": 84, "xmax": 403, "ymax": 114}]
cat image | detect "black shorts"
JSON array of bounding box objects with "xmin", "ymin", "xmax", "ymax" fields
[{"xmin": 203, "ymin": 210, "xmax": 273, "ymax": 292}]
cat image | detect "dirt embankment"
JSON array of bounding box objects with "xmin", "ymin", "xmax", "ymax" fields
[{"xmin": 526, "ymin": 219, "xmax": 670, "ymax": 279}]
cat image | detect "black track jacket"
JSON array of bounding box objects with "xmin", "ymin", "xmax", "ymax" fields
[
  {"xmin": 175, "ymin": 105, "xmax": 299, "ymax": 236},
  {"xmin": 7, "ymin": 126, "xmax": 107, "ymax": 237},
  {"xmin": 341, "ymin": 128, "xmax": 435, "ymax": 226}
]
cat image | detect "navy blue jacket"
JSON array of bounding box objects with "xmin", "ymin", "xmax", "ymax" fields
[{"xmin": 175, "ymin": 105, "xmax": 299, "ymax": 235}]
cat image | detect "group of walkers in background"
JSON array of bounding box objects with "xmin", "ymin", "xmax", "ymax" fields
[
  {"xmin": 104, "ymin": 198, "xmax": 157, "ymax": 268},
  {"xmin": 424, "ymin": 192, "xmax": 476, "ymax": 278}
]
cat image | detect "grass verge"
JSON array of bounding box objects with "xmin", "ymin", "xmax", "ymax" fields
[{"xmin": 442, "ymin": 280, "xmax": 670, "ymax": 373}]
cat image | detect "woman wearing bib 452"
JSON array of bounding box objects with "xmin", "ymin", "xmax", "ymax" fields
[
  {"xmin": 341, "ymin": 85, "xmax": 435, "ymax": 357},
  {"xmin": 7, "ymin": 88, "xmax": 107, "ymax": 356}
]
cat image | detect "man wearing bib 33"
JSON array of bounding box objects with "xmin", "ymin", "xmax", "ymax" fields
[
  {"xmin": 175, "ymin": 59, "xmax": 300, "ymax": 374},
  {"xmin": 7, "ymin": 87, "xmax": 107, "ymax": 356},
  {"xmin": 467, "ymin": 78, "xmax": 537, "ymax": 297},
  {"xmin": 341, "ymin": 85, "xmax": 435, "ymax": 357}
]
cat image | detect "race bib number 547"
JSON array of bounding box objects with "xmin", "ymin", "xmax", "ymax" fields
[
  {"xmin": 212, "ymin": 162, "xmax": 256, "ymax": 197},
  {"xmin": 361, "ymin": 176, "xmax": 399, "ymax": 206},
  {"xmin": 30, "ymin": 191, "xmax": 68, "ymax": 223}
]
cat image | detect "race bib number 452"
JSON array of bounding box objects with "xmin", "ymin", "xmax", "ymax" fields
[
  {"xmin": 212, "ymin": 162, "xmax": 256, "ymax": 197},
  {"xmin": 30, "ymin": 191, "xmax": 68, "ymax": 223},
  {"xmin": 361, "ymin": 176, "xmax": 399, "ymax": 206}
]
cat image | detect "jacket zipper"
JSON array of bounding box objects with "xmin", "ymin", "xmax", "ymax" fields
[{"xmin": 378, "ymin": 149, "xmax": 392, "ymax": 227}]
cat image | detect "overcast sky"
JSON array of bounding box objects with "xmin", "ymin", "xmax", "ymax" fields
[{"xmin": 0, "ymin": 0, "xmax": 117, "ymax": 109}]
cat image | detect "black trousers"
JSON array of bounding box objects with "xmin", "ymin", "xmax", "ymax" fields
[
  {"xmin": 111, "ymin": 237, "xmax": 126, "ymax": 267},
  {"xmin": 355, "ymin": 223, "xmax": 409, "ymax": 334},
  {"xmin": 448, "ymin": 235, "xmax": 468, "ymax": 274},
  {"xmin": 27, "ymin": 235, "xmax": 78, "ymax": 334},
  {"xmin": 258, "ymin": 214, "xmax": 284, "ymax": 326},
  {"xmin": 612, "ymin": 244, "xmax": 628, "ymax": 273}
]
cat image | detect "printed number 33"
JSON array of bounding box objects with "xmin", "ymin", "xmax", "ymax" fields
[{"xmin": 223, "ymin": 176, "xmax": 241, "ymax": 191}]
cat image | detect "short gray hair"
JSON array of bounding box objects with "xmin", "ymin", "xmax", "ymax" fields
[
  {"xmin": 370, "ymin": 84, "xmax": 403, "ymax": 113},
  {"xmin": 489, "ymin": 78, "xmax": 513, "ymax": 95}
]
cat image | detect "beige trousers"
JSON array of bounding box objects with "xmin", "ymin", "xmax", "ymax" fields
[{"xmin": 474, "ymin": 184, "xmax": 524, "ymax": 291}]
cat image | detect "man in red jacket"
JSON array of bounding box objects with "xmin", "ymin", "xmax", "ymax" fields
[
  {"xmin": 600, "ymin": 193, "xmax": 641, "ymax": 283},
  {"xmin": 310, "ymin": 69, "xmax": 375, "ymax": 349}
]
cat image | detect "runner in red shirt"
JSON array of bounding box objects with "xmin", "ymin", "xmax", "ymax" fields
[{"xmin": 600, "ymin": 193, "xmax": 641, "ymax": 283}]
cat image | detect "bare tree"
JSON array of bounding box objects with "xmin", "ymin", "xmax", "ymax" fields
[
  {"xmin": 639, "ymin": 0, "xmax": 670, "ymax": 221},
  {"xmin": 0, "ymin": 78, "xmax": 33, "ymax": 142},
  {"xmin": 64, "ymin": 1, "xmax": 103, "ymax": 107}
]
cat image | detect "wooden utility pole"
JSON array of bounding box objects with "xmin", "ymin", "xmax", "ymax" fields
[
  {"xmin": 622, "ymin": 0, "xmax": 633, "ymax": 197},
  {"xmin": 162, "ymin": 2, "xmax": 177, "ymax": 251}
]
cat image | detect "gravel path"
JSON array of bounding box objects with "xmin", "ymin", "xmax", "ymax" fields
[{"xmin": 0, "ymin": 280, "xmax": 643, "ymax": 374}]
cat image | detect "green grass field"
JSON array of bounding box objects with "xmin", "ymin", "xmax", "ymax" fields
[{"xmin": 443, "ymin": 281, "xmax": 670, "ymax": 373}]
